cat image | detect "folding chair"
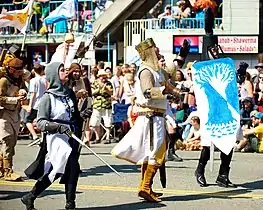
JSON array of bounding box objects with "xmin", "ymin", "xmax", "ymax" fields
[{"xmin": 111, "ymin": 103, "xmax": 130, "ymax": 141}]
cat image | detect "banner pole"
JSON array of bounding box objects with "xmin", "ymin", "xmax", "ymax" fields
[
  {"xmin": 21, "ymin": 0, "xmax": 35, "ymax": 54},
  {"xmin": 210, "ymin": 142, "xmax": 214, "ymax": 172}
]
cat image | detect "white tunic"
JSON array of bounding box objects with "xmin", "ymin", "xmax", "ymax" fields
[
  {"xmin": 135, "ymin": 66, "xmax": 167, "ymax": 110},
  {"xmin": 44, "ymin": 94, "xmax": 74, "ymax": 182},
  {"xmin": 111, "ymin": 66, "xmax": 167, "ymax": 165}
]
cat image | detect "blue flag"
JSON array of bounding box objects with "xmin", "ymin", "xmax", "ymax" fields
[{"xmin": 44, "ymin": 0, "xmax": 77, "ymax": 25}]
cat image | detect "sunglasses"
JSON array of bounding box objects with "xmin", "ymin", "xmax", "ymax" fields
[{"xmin": 11, "ymin": 66, "xmax": 23, "ymax": 71}]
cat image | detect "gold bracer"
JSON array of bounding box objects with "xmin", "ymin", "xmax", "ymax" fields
[
  {"xmin": 135, "ymin": 38, "xmax": 156, "ymax": 55},
  {"xmin": 163, "ymin": 81, "xmax": 182, "ymax": 97},
  {"xmin": 150, "ymin": 87, "xmax": 165, "ymax": 100}
]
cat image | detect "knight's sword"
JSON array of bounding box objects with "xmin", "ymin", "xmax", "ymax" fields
[{"xmin": 66, "ymin": 131, "xmax": 121, "ymax": 177}]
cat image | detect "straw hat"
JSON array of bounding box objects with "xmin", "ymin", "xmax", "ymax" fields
[
  {"xmin": 97, "ymin": 69, "xmax": 108, "ymax": 77},
  {"xmin": 255, "ymin": 63, "xmax": 263, "ymax": 68},
  {"xmin": 173, "ymin": 55, "xmax": 185, "ymax": 65}
]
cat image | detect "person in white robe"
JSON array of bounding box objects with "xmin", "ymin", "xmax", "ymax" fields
[{"xmin": 111, "ymin": 38, "xmax": 181, "ymax": 202}]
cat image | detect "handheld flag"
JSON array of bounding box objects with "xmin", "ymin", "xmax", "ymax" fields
[
  {"xmin": 192, "ymin": 58, "xmax": 240, "ymax": 155},
  {"xmin": 0, "ymin": 0, "xmax": 34, "ymax": 34},
  {"xmin": 43, "ymin": 0, "xmax": 77, "ymax": 25}
]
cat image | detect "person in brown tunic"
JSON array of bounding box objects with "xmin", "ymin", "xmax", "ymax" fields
[{"xmin": 0, "ymin": 57, "xmax": 26, "ymax": 181}]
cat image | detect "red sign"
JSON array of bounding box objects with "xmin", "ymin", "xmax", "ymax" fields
[{"xmin": 173, "ymin": 36, "xmax": 199, "ymax": 54}]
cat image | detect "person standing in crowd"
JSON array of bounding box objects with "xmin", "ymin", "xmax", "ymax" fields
[
  {"xmin": 68, "ymin": 63, "xmax": 92, "ymax": 101},
  {"xmin": 253, "ymin": 61, "xmax": 263, "ymax": 87},
  {"xmin": 119, "ymin": 72, "xmax": 136, "ymax": 104},
  {"xmin": 97, "ymin": 61, "xmax": 105, "ymax": 71},
  {"xmin": 239, "ymin": 72, "xmax": 254, "ymax": 102},
  {"xmin": 90, "ymin": 69, "xmax": 113, "ymax": 144},
  {"xmin": 121, "ymin": 64, "xmax": 130, "ymax": 76},
  {"xmin": 184, "ymin": 62, "xmax": 196, "ymax": 112},
  {"xmin": 111, "ymin": 66, "xmax": 122, "ymax": 102},
  {"xmin": 254, "ymin": 70, "xmax": 263, "ymax": 108},
  {"xmin": 0, "ymin": 58, "xmax": 26, "ymax": 181},
  {"xmin": 129, "ymin": 63, "xmax": 137, "ymax": 76},
  {"xmin": 111, "ymin": 38, "xmax": 182, "ymax": 202},
  {"xmin": 105, "ymin": 67, "xmax": 113, "ymax": 80},
  {"xmin": 68, "ymin": 63, "xmax": 92, "ymax": 146},
  {"xmin": 25, "ymin": 64, "xmax": 46, "ymax": 144},
  {"xmin": 90, "ymin": 65, "xmax": 98, "ymax": 84},
  {"xmin": 240, "ymin": 97, "xmax": 258, "ymax": 128},
  {"xmin": 163, "ymin": 55, "xmax": 188, "ymax": 162},
  {"xmin": 22, "ymin": 62, "xmax": 82, "ymax": 210}
]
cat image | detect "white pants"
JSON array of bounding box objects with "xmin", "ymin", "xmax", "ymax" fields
[{"xmin": 90, "ymin": 109, "xmax": 112, "ymax": 127}]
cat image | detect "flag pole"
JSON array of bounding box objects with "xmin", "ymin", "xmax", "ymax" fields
[
  {"xmin": 21, "ymin": 0, "xmax": 34, "ymax": 56},
  {"xmin": 210, "ymin": 142, "xmax": 214, "ymax": 172},
  {"xmin": 63, "ymin": 18, "xmax": 75, "ymax": 66}
]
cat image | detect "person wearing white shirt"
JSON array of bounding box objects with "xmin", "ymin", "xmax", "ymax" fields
[{"xmin": 25, "ymin": 64, "xmax": 46, "ymax": 142}]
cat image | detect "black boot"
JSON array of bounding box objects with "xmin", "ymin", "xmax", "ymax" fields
[
  {"xmin": 65, "ymin": 184, "xmax": 77, "ymax": 209},
  {"xmin": 195, "ymin": 163, "xmax": 208, "ymax": 187},
  {"xmin": 195, "ymin": 147, "xmax": 210, "ymax": 187},
  {"xmin": 21, "ymin": 175, "xmax": 51, "ymax": 210},
  {"xmin": 216, "ymin": 150, "xmax": 236, "ymax": 188},
  {"xmin": 21, "ymin": 192, "xmax": 36, "ymax": 210},
  {"xmin": 167, "ymin": 133, "xmax": 183, "ymax": 162},
  {"xmin": 216, "ymin": 166, "xmax": 236, "ymax": 188}
]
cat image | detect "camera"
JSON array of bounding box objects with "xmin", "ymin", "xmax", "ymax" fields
[
  {"xmin": 170, "ymin": 81, "xmax": 190, "ymax": 93},
  {"xmin": 180, "ymin": 84, "xmax": 190, "ymax": 92},
  {"xmin": 236, "ymin": 62, "xmax": 249, "ymax": 84}
]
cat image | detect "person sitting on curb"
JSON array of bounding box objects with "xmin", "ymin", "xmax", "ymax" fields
[{"xmin": 241, "ymin": 112, "xmax": 263, "ymax": 153}]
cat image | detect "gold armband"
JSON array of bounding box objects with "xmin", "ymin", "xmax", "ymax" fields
[{"xmin": 150, "ymin": 87, "xmax": 165, "ymax": 100}]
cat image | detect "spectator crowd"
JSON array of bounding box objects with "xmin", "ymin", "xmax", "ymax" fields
[
  {"xmin": 148, "ymin": 0, "xmax": 222, "ymax": 29},
  {"xmin": 17, "ymin": 52, "xmax": 263, "ymax": 156},
  {"xmin": 0, "ymin": 0, "xmax": 223, "ymax": 35}
]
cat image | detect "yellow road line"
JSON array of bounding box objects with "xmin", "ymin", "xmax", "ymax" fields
[{"xmin": 0, "ymin": 181, "xmax": 262, "ymax": 199}]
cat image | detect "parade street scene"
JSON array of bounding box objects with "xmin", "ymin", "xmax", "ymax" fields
[
  {"xmin": 1, "ymin": 143, "xmax": 263, "ymax": 210},
  {"xmin": 0, "ymin": 0, "xmax": 263, "ymax": 209}
]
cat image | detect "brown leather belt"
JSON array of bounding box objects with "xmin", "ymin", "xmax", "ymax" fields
[{"xmin": 137, "ymin": 111, "xmax": 164, "ymax": 151}]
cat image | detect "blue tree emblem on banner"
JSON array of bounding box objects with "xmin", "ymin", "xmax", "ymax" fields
[{"xmin": 192, "ymin": 58, "xmax": 240, "ymax": 138}]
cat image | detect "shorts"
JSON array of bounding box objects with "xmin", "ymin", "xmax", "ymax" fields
[
  {"xmin": 24, "ymin": 109, "xmax": 38, "ymax": 124},
  {"xmin": 248, "ymin": 135, "xmax": 260, "ymax": 152},
  {"xmin": 90, "ymin": 109, "xmax": 112, "ymax": 127}
]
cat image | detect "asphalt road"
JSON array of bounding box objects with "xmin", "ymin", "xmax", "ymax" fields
[{"xmin": 0, "ymin": 139, "xmax": 263, "ymax": 210}]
